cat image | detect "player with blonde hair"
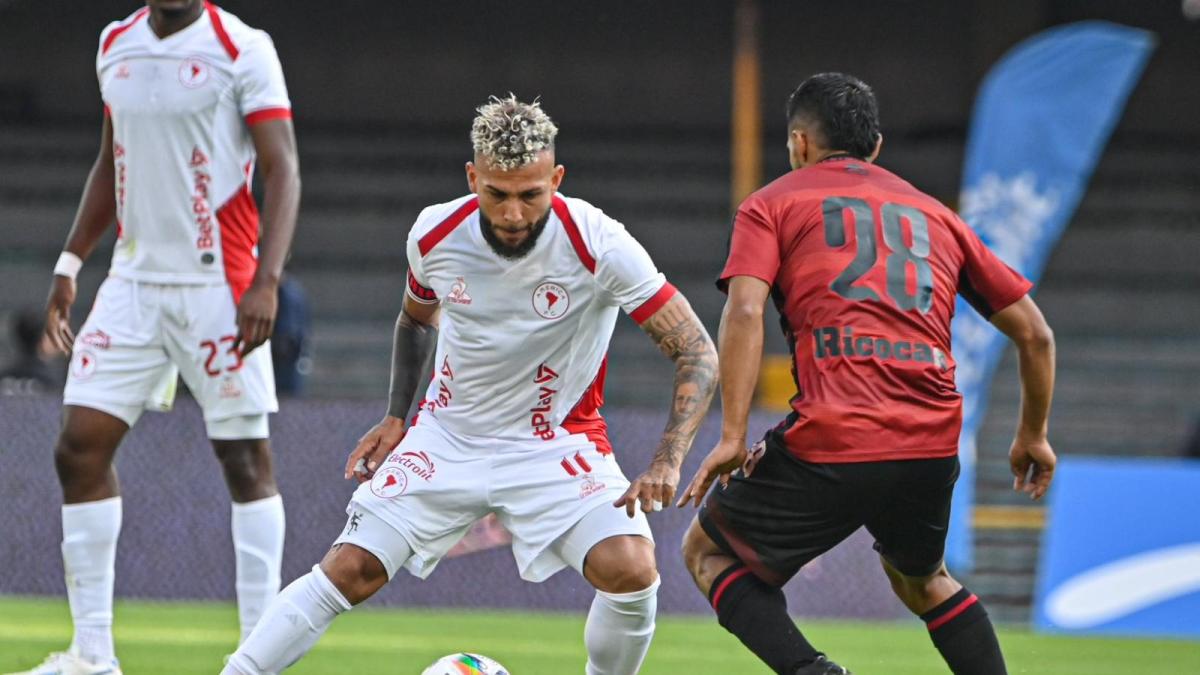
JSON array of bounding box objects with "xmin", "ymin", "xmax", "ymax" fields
[{"xmin": 224, "ymin": 95, "xmax": 718, "ymax": 674}]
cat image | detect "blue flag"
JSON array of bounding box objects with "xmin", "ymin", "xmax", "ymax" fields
[{"xmin": 947, "ymin": 21, "xmax": 1154, "ymax": 571}]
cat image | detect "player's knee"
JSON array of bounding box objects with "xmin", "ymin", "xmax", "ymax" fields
[
  {"xmin": 681, "ymin": 523, "xmax": 705, "ymax": 576},
  {"xmin": 319, "ymin": 544, "xmax": 388, "ymax": 606},
  {"xmin": 681, "ymin": 518, "xmax": 720, "ymax": 583},
  {"xmin": 213, "ymin": 439, "xmax": 277, "ymax": 501},
  {"xmin": 587, "ymin": 536, "xmax": 658, "ymax": 594},
  {"xmin": 886, "ymin": 560, "xmax": 954, "ymax": 612},
  {"xmin": 53, "ymin": 428, "xmax": 111, "ymax": 483}
]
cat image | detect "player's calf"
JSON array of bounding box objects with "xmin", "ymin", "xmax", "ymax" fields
[
  {"xmin": 682, "ymin": 518, "xmax": 843, "ymax": 675},
  {"xmin": 880, "ymin": 558, "xmax": 1006, "ymax": 675}
]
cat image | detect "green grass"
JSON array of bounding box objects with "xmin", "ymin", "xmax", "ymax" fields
[{"xmin": 2, "ymin": 596, "xmax": 1197, "ymax": 674}]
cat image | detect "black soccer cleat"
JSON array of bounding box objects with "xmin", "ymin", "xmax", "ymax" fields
[{"xmin": 793, "ymin": 654, "xmax": 852, "ymax": 675}]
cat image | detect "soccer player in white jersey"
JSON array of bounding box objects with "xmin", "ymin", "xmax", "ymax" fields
[
  {"xmin": 10, "ymin": 2, "xmax": 301, "ymax": 674},
  {"xmin": 222, "ymin": 96, "xmax": 718, "ymax": 674}
]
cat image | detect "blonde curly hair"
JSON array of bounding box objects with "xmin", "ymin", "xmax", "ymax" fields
[{"xmin": 470, "ymin": 94, "xmax": 558, "ymax": 171}]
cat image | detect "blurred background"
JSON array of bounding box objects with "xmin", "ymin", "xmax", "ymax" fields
[{"xmin": 2, "ymin": 0, "xmax": 1199, "ymax": 657}]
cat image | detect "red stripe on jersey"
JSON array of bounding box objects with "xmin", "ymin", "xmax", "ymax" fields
[
  {"xmin": 418, "ymin": 198, "xmax": 479, "ymax": 257},
  {"xmin": 205, "ymin": 2, "xmax": 240, "ymax": 61},
  {"xmin": 101, "ymin": 7, "xmax": 149, "ymax": 55},
  {"xmin": 560, "ymin": 458, "xmax": 578, "ymax": 477},
  {"xmin": 103, "ymin": 104, "xmax": 111, "ymax": 118},
  {"xmin": 629, "ymin": 282, "xmax": 678, "ymax": 324},
  {"xmin": 245, "ymin": 107, "xmax": 292, "ymax": 126},
  {"xmin": 552, "ymin": 196, "xmax": 596, "ymax": 273},
  {"xmin": 562, "ymin": 357, "xmax": 612, "ymax": 455},
  {"xmin": 216, "ymin": 183, "xmax": 260, "ymax": 303},
  {"xmin": 573, "ymin": 452, "xmax": 592, "ymax": 473}
]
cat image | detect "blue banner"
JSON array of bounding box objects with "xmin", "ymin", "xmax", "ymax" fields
[
  {"xmin": 1034, "ymin": 458, "xmax": 1200, "ymax": 638},
  {"xmin": 947, "ymin": 22, "xmax": 1154, "ymax": 571}
]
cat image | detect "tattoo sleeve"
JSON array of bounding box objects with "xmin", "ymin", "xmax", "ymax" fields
[
  {"xmin": 386, "ymin": 307, "xmax": 438, "ymax": 419},
  {"xmin": 639, "ymin": 293, "xmax": 719, "ymax": 467}
]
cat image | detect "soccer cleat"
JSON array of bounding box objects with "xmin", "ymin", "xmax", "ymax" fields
[
  {"xmin": 793, "ymin": 654, "xmax": 852, "ymax": 675},
  {"xmin": 3, "ymin": 652, "xmax": 122, "ymax": 675}
]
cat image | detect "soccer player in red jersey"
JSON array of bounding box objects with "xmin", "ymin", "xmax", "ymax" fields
[{"xmin": 677, "ymin": 73, "xmax": 1057, "ymax": 675}]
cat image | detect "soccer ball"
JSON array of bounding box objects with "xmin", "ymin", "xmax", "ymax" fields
[{"xmin": 421, "ymin": 653, "xmax": 510, "ymax": 675}]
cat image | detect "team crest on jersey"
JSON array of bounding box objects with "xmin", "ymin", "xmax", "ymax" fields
[
  {"xmin": 370, "ymin": 466, "xmax": 408, "ymax": 499},
  {"xmin": 71, "ymin": 350, "xmax": 98, "ymax": 381},
  {"xmin": 115, "ymin": 63, "xmax": 131, "ymax": 80},
  {"xmin": 178, "ymin": 57, "xmax": 210, "ymax": 88},
  {"xmin": 532, "ymin": 282, "xmax": 569, "ymax": 320},
  {"xmin": 447, "ymin": 277, "xmax": 472, "ymax": 305}
]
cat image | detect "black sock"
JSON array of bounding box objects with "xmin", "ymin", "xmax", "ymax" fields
[
  {"xmin": 920, "ymin": 587, "xmax": 1007, "ymax": 675},
  {"xmin": 709, "ymin": 564, "xmax": 820, "ymax": 675}
]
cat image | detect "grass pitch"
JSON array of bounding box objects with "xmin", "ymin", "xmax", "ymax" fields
[{"xmin": 1, "ymin": 596, "xmax": 1196, "ymax": 674}]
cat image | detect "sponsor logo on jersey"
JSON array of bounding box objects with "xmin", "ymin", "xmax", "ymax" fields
[
  {"xmin": 447, "ymin": 276, "xmax": 472, "ymax": 305},
  {"xmin": 71, "ymin": 350, "xmax": 98, "ymax": 380},
  {"xmin": 370, "ymin": 466, "xmax": 408, "ymax": 499},
  {"xmin": 383, "ymin": 449, "xmax": 436, "ymax": 482},
  {"xmin": 531, "ymin": 362, "xmax": 559, "ymax": 440},
  {"xmin": 190, "ymin": 146, "xmax": 215, "ymax": 250},
  {"xmin": 81, "ymin": 329, "xmax": 112, "ymax": 350},
  {"xmin": 178, "ymin": 57, "xmax": 210, "ymax": 88},
  {"xmin": 345, "ymin": 511, "xmax": 363, "ymax": 534},
  {"xmin": 532, "ymin": 282, "xmax": 569, "ymax": 320},
  {"xmin": 812, "ymin": 325, "xmax": 949, "ymax": 371},
  {"xmin": 219, "ymin": 374, "xmax": 243, "ymax": 399},
  {"xmin": 579, "ymin": 472, "xmax": 607, "ymax": 500}
]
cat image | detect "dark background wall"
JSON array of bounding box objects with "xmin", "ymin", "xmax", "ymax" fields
[{"xmin": 2, "ymin": 0, "xmax": 1197, "ymax": 139}]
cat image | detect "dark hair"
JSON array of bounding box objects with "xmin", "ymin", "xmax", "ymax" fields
[{"xmin": 785, "ymin": 73, "xmax": 880, "ymax": 159}]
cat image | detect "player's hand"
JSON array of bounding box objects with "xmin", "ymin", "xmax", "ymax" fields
[
  {"xmin": 676, "ymin": 438, "xmax": 748, "ymax": 508},
  {"xmin": 345, "ymin": 415, "xmax": 406, "ymax": 483},
  {"xmin": 1010, "ymin": 434, "xmax": 1056, "ymax": 500},
  {"xmin": 233, "ymin": 280, "xmax": 278, "ymax": 357},
  {"xmin": 44, "ymin": 275, "xmax": 77, "ymax": 354},
  {"xmin": 614, "ymin": 459, "xmax": 680, "ymax": 518}
]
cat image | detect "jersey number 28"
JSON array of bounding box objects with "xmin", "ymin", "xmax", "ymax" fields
[{"xmin": 822, "ymin": 196, "xmax": 934, "ymax": 314}]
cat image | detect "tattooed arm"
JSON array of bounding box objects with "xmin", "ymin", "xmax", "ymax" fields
[
  {"xmin": 613, "ymin": 292, "xmax": 719, "ymax": 517},
  {"xmin": 344, "ymin": 294, "xmax": 439, "ymax": 482}
]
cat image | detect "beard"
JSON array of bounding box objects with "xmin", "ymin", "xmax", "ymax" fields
[
  {"xmin": 479, "ymin": 208, "xmax": 551, "ymax": 260},
  {"xmin": 155, "ymin": 0, "xmax": 200, "ymax": 19}
]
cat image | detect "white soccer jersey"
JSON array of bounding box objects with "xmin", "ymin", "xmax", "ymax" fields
[
  {"xmin": 96, "ymin": 3, "xmax": 291, "ymax": 299},
  {"xmin": 406, "ymin": 194, "xmax": 677, "ymax": 453}
]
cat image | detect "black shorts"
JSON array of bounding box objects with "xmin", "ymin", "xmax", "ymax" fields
[{"xmin": 698, "ymin": 430, "xmax": 960, "ymax": 586}]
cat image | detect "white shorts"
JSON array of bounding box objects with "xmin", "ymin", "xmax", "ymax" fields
[
  {"xmin": 63, "ymin": 276, "xmax": 277, "ymax": 438},
  {"xmin": 335, "ymin": 416, "xmax": 653, "ymax": 582}
]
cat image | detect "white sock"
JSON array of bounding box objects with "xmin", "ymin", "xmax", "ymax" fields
[
  {"xmin": 585, "ymin": 576, "xmax": 660, "ymax": 675},
  {"xmin": 62, "ymin": 497, "xmax": 122, "ymax": 664},
  {"xmin": 223, "ymin": 565, "xmax": 352, "ymax": 674},
  {"xmin": 232, "ymin": 494, "xmax": 286, "ymax": 643}
]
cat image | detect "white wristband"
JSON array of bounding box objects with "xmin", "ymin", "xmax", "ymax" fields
[{"xmin": 54, "ymin": 251, "xmax": 83, "ymax": 280}]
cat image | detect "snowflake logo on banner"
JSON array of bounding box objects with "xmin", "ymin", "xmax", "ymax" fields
[{"xmin": 959, "ymin": 171, "xmax": 1060, "ymax": 267}]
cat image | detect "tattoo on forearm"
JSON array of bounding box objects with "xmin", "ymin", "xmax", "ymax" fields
[
  {"xmin": 640, "ymin": 296, "xmax": 719, "ymax": 466},
  {"xmin": 387, "ymin": 309, "xmax": 438, "ymax": 419}
]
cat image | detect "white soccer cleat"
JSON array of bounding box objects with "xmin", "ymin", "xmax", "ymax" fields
[{"xmin": 3, "ymin": 652, "xmax": 122, "ymax": 675}]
